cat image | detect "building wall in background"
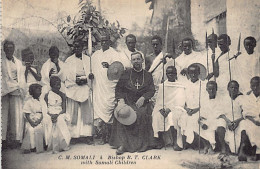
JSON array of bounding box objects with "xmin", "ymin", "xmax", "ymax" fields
[
  {"xmin": 226, "ymin": 0, "xmax": 260, "ymax": 54},
  {"xmin": 191, "ymin": 0, "xmax": 226, "ymax": 49},
  {"xmin": 147, "ymin": 0, "xmax": 192, "ymax": 54}
]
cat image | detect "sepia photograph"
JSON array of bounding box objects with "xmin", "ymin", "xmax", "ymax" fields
[{"xmin": 1, "ymin": 0, "xmax": 260, "ymax": 168}]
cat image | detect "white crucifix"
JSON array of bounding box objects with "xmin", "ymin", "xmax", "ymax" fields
[{"xmin": 135, "ymin": 79, "xmax": 140, "ymax": 89}]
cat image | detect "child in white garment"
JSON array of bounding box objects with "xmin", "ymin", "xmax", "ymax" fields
[
  {"xmin": 45, "ymin": 76, "xmax": 71, "ymax": 153},
  {"xmin": 21, "ymin": 83, "xmax": 44, "ymax": 153}
]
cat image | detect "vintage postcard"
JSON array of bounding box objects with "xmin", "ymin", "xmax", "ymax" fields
[{"xmin": 1, "ymin": 0, "xmax": 260, "ymax": 169}]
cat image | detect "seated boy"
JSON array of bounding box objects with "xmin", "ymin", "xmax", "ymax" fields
[
  {"xmin": 238, "ymin": 76, "xmax": 260, "ymax": 161},
  {"xmin": 21, "ymin": 83, "xmax": 44, "ymax": 153}
]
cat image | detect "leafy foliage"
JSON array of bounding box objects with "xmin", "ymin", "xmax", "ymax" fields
[{"xmin": 58, "ymin": 0, "xmax": 126, "ymax": 50}]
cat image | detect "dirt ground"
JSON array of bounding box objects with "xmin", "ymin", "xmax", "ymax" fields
[{"xmin": 2, "ymin": 143, "xmax": 260, "ymax": 169}]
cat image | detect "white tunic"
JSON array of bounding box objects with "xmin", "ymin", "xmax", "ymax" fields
[
  {"xmin": 199, "ymin": 95, "xmax": 226, "ymax": 147},
  {"xmin": 215, "ymin": 51, "xmax": 234, "ymax": 95},
  {"xmin": 224, "ymin": 95, "xmax": 244, "ymax": 153},
  {"xmin": 152, "ymin": 80, "xmax": 186, "ymax": 147},
  {"xmin": 23, "ymin": 97, "xmax": 44, "ymax": 148},
  {"xmin": 232, "ymin": 50, "xmax": 260, "ymax": 93},
  {"xmin": 148, "ymin": 52, "xmax": 172, "ymax": 104},
  {"xmin": 175, "ymin": 51, "xmax": 207, "ymax": 83},
  {"xmin": 1, "ymin": 55, "xmax": 25, "ymax": 141},
  {"xmin": 180, "ymin": 79, "xmax": 207, "ymax": 144},
  {"xmin": 64, "ymin": 54, "xmax": 93, "ymax": 138},
  {"xmin": 92, "ymin": 47, "xmax": 121, "ymax": 123},
  {"xmin": 44, "ymin": 91, "xmax": 71, "ymax": 146},
  {"xmin": 239, "ymin": 92, "xmax": 260, "ymax": 153},
  {"xmin": 41, "ymin": 59, "xmax": 66, "ymax": 96}
]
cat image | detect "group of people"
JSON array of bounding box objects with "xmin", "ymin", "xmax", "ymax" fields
[{"xmin": 1, "ymin": 32, "xmax": 259, "ymax": 162}]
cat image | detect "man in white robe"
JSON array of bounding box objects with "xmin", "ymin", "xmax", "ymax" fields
[
  {"xmin": 199, "ymin": 81, "xmax": 229, "ymax": 154},
  {"xmin": 64, "ymin": 41, "xmax": 93, "ymax": 143},
  {"xmin": 147, "ymin": 35, "xmax": 165, "ymax": 86},
  {"xmin": 232, "ymin": 37, "xmax": 260, "ymax": 93},
  {"xmin": 146, "ymin": 35, "xmax": 173, "ymax": 105},
  {"xmin": 1, "ymin": 40, "xmax": 25, "ymax": 147},
  {"xmin": 152, "ymin": 66, "xmax": 186, "ymax": 150},
  {"xmin": 41, "ymin": 46, "xmax": 66, "ymax": 96},
  {"xmin": 201, "ymin": 33, "xmax": 221, "ymax": 80},
  {"xmin": 238, "ymin": 76, "xmax": 260, "ymax": 161},
  {"xmin": 220, "ymin": 81, "xmax": 244, "ymax": 154},
  {"xmin": 174, "ymin": 38, "xmax": 206, "ymax": 83},
  {"xmin": 213, "ymin": 34, "xmax": 234, "ymax": 95},
  {"xmin": 119, "ymin": 34, "xmax": 145, "ymax": 69},
  {"xmin": 92, "ymin": 35, "xmax": 121, "ymax": 144},
  {"xmin": 180, "ymin": 64, "xmax": 207, "ymax": 149}
]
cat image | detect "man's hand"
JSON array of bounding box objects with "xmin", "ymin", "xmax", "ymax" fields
[
  {"xmin": 187, "ymin": 107, "xmax": 199, "ymax": 116},
  {"xmin": 198, "ymin": 117, "xmax": 208, "ymax": 130},
  {"xmin": 198, "ymin": 116, "xmax": 207, "ymax": 122},
  {"xmin": 88, "ymin": 73, "xmax": 94, "ymax": 80},
  {"xmin": 161, "ymin": 57, "xmax": 167, "ymax": 64},
  {"xmin": 160, "ymin": 108, "xmax": 171, "ymax": 118},
  {"xmin": 30, "ymin": 121, "xmax": 37, "ymax": 128},
  {"xmin": 165, "ymin": 108, "xmax": 171, "ymax": 114},
  {"xmin": 217, "ymin": 114, "xmax": 226, "ymax": 119},
  {"xmin": 180, "ymin": 68, "xmax": 187, "ymax": 76},
  {"xmin": 25, "ymin": 63, "xmax": 31, "ymax": 69},
  {"xmin": 192, "ymin": 107, "xmax": 200, "ymax": 114},
  {"xmin": 206, "ymin": 72, "xmax": 214, "ymax": 80},
  {"xmin": 101, "ymin": 62, "xmax": 109, "ymax": 68},
  {"xmin": 211, "ymin": 53, "xmax": 215, "ymax": 61},
  {"xmin": 34, "ymin": 120, "xmax": 41, "ymax": 126},
  {"xmin": 117, "ymin": 99, "xmax": 125, "ymax": 106},
  {"xmin": 51, "ymin": 114, "xmax": 59, "ymax": 123},
  {"xmin": 227, "ymin": 120, "xmax": 233, "ymax": 131},
  {"xmin": 136, "ymin": 96, "xmax": 145, "ymax": 108},
  {"xmin": 36, "ymin": 112, "xmax": 43, "ymax": 124},
  {"xmin": 234, "ymin": 51, "xmax": 242, "ymax": 59},
  {"xmin": 76, "ymin": 77, "xmax": 82, "ymax": 85},
  {"xmin": 231, "ymin": 121, "xmax": 239, "ymax": 131},
  {"xmin": 81, "ymin": 78, "xmax": 88, "ymax": 85},
  {"xmin": 49, "ymin": 68, "xmax": 56, "ymax": 77},
  {"xmin": 186, "ymin": 108, "xmax": 193, "ymax": 116}
]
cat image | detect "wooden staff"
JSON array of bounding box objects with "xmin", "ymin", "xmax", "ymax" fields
[
  {"xmin": 88, "ymin": 28, "xmax": 95, "ymax": 146},
  {"xmin": 206, "ymin": 31, "xmax": 209, "ymax": 80},
  {"xmin": 172, "ymin": 37, "xmax": 176, "ymax": 67},
  {"xmin": 163, "ymin": 15, "xmax": 170, "ymax": 150},
  {"xmin": 198, "ymin": 80, "xmax": 202, "ymax": 154},
  {"xmin": 211, "ymin": 28, "xmax": 217, "ymax": 81},
  {"xmin": 227, "ymin": 34, "xmax": 236, "ymax": 153}
]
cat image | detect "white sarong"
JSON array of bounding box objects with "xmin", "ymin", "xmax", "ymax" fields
[{"xmin": 152, "ymin": 80, "xmax": 186, "ymax": 148}]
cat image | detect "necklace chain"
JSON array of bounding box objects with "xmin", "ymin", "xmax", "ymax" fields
[{"xmin": 130, "ymin": 69, "xmax": 144, "ymax": 89}]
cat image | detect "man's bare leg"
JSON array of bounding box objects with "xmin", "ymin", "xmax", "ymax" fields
[
  {"xmin": 238, "ymin": 130, "xmax": 248, "ymax": 161},
  {"xmin": 250, "ymin": 145, "xmax": 260, "ymax": 161},
  {"xmin": 216, "ymin": 127, "xmax": 227, "ymax": 154},
  {"xmin": 171, "ymin": 127, "xmax": 182, "ymax": 151},
  {"xmin": 182, "ymin": 135, "xmax": 189, "ymax": 150}
]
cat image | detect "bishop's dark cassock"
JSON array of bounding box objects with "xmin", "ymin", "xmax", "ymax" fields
[{"xmin": 109, "ymin": 68, "xmax": 155, "ymax": 152}]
